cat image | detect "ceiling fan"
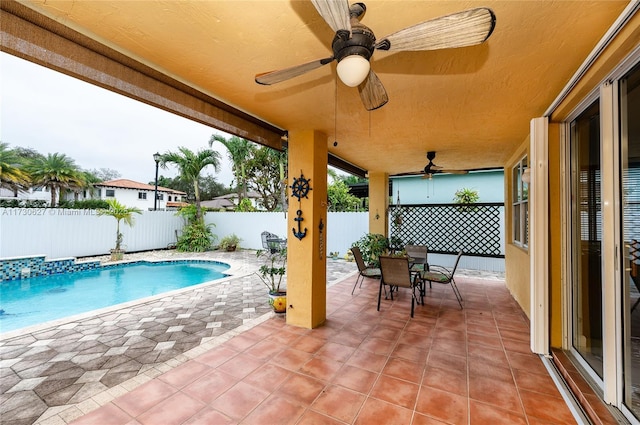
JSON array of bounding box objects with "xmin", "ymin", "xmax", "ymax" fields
[
  {"xmin": 255, "ymin": 1, "xmax": 496, "ymax": 111},
  {"xmin": 421, "ymin": 151, "xmax": 469, "ymax": 179}
]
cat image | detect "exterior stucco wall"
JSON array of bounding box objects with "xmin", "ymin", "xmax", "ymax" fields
[{"xmin": 504, "ymin": 138, "xmax": 531, "ymax": 318}]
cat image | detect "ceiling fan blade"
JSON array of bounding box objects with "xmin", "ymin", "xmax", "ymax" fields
[
  {"xmin": 375, "ymin": 7, "xmax": 496, "ymax": 52},
  {"xmin": 255, "ymin": 57, "xmax": 334, "ymax": 85},
  {"xmin": 358, "ymin": 70, "xmax": 389, "ymax": 111},
  {"xmin": 441, "ymin": 169, "xmax": 469, "ymax": 174},
  {"xmin": 311, "ymin": 0, "xmax": 351, "ymax": 33}
]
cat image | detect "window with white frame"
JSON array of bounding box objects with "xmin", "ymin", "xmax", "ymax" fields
[
  {"xmin": 105, "ymin": 189, "xmax": 115, "ymax": 197},
  {"xmin": 512, "ymin": 156, "xmax": 529, "ymax": 248},
  {"xmin": 138, "ymin": 192, "xmax": 147, "ymax": 200}
]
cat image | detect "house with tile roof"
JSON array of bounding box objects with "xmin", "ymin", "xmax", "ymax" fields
[{"xmin": 94, "ymin": 179, "xmax": 187, "ymax": 210}]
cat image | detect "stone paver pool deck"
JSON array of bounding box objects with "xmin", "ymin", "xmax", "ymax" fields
[
  {"xmin": 0, "ymin": 249, "xmax": 504, "ymax": 425},
  {"xmin": 0, "ymin": 249, "xmax": 359, "ymax": 425}
]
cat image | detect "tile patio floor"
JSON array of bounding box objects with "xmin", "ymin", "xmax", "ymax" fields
[{"xmin": 1, "ymin": 250, "xmax": 577, "ymax": 424}]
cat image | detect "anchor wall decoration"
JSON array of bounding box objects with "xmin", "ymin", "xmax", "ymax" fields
[{"xmin": 290, "ymin": 172, "xmax": 312, "ymax": 240}]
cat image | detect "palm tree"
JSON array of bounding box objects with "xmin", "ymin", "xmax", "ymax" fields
[
  {"xmin": 25, "ymin": 152, "xmax": 83, "ymax": 206},
  {"xmin": 0, "ymin": 142, "xmax": 31, "ymax": 194},
  {"xmin": 209, "ymin": 135, "xmax": 253, "ymax": 202},
  {"xmin": 71, "ymin": 170, "xmax": 102, "ymax": 201},
  {"xmin": 159, "ymin": 147, "xmax": 221, "ymax": 221},
  {"xmin": 97, "ymin": 199, "xmax": 142, "ymax": 253}
]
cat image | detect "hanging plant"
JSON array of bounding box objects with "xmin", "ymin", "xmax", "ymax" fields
[{"xmin": 453, "ymin": 188, "xmax": 480, "ymax": 212}]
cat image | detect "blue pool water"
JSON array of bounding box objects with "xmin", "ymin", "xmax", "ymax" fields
[{"xmin": 0, "ymin": 260, "xmax": 230, "ymax": 333}]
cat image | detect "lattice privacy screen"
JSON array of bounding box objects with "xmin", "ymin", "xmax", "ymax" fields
[{"xmin": 390, "ymin": 203, "xmax": 504, "ymax": 257}]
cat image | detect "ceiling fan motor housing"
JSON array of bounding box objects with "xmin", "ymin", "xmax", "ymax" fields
[{"xmin": 332, "ymin": 23, "xmax": 375, "ymax": 63}]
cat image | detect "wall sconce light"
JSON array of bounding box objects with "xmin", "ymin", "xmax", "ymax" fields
[{"xmin": 522, "ymin": 167, "xmax": 531, "ymax": 184}]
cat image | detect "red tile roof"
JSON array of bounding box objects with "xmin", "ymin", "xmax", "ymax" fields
[{"xmin": 95, "ymin": 179, "xmax": 186, "ymax": 195}]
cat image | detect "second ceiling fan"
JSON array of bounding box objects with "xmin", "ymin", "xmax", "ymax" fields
[
  {"xmin": 255, "ymin": 0, "xmax": 496, "ymax": 111},
  {"xmin": 421, "ymin": 151, "xmax": 468, "ymax": 179}
]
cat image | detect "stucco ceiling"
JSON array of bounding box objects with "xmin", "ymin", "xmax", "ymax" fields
[{"xmin": 20, "ymin": 0, "xmax": 629, "ymax": 176}]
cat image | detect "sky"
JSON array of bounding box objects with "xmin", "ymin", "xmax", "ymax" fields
[{"xmin": 0, "ymin": 52, "xmax": 236, "ymax": 186}]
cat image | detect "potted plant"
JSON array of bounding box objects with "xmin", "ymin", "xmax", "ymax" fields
[
  {"xmin": 97, "ymin": 199, "xmax": 142, "ymax": 261},
  {"xmin": 256, "ymin": 247, "xmax": 287, "ymax": 313},
  {"xmin": 453, "ymin": 187, "xmax": 480, "ymax": 212},
  {"xmin": 345, "ymin": 249, "xmax": 354, "ymax": 262},
  {"xmin": 219, "ymin": 233, "xmax": 241, "ymax": 251}
]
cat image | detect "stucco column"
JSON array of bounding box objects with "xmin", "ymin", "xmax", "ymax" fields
[
  {"xmin": 286, "ymin": 130, "xmax": 327, "ymax": 328},
  {"xmin": 368, "ymin": 172, "xmax": 389, "ymax": 236}
]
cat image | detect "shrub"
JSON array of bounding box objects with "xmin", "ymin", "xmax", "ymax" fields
[
  {"xmin": 177, "ymin": 222, "xmax": 216, "ymax": 252},
  {"xmin": 219, "ymin": 233, "xmax": 241, "ymax": 251},
  {"xmin": 58, "ymin": 199, "xmax": 109, "ymax": 209},
  {"xmin": 352, "ymin": 233, "xmax": 389, "ymax": 267},
  {"xmin": 0, "ymin": 199, "xmax": 47, "ymax": 208}
]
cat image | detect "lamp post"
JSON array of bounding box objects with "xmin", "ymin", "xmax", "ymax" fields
[{"xmin": 153, "ymin": 152, "xmax": 160, "ymax": 211}]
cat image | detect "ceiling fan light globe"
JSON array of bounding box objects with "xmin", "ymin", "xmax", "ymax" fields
[{"xmin": 336, "ymin": 55, "xmax": 370, "ymax": 87}]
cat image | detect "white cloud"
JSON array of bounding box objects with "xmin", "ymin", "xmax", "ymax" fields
[{"xmin": 0, "ymin": 52, "xmax": 235, "ymax": 186}]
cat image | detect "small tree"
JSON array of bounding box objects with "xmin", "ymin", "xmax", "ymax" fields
[{"xmin": 97, "ymin": 199, "xmax": 142, "ymax": 253}]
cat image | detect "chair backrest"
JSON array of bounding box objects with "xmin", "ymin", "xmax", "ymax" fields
[
  {"xmin": 379, "ymin": 255, "xmax": 413, "ymax": 288},
  {"xmin": 351, "ymin": 246, "xmax": 368, "ymax": 273},
  {"xmin": 405, "ymin": 244, "xmax": 428, "ymax": 265},
  {"xmin": 262, "ymin": 231, "xmax": 285, "ymax": 252},
  {"xmin": 451, "ymin": 250, "xmax": 464, "ymax": 275}
]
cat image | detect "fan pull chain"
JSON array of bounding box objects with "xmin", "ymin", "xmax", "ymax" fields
[{"xmin": 334, "ymin": 79, "xmax": 338, "ymax": 144}]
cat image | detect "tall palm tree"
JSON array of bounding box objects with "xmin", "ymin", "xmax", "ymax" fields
[
  {"xmin": 24, "ymin": 152, "xmax": 83, "ymax": 206},
  {"xmin": 209, "ymin": 135, "xmax": 253, "ymax": 202},
  {"xmin": 159, "ymin": 146, "xmax": 221, "ymax": 221},
  {"xmin": 0, "ymin": 142, "xmax": 31, "ymax": 194}
]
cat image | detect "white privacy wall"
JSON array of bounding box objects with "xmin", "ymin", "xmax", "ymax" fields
[
  {"xmin": 0, "ymin": 209, "xmax": 368, "ymax": 260},
  {"xmin": 0, "ymin": 209, "xmax": 182, "ymax": 259}
]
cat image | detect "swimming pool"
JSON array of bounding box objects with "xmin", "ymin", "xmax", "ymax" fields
[{"xmin": 0, "ymin": 260, "xmax": 230, "ymax": 333}]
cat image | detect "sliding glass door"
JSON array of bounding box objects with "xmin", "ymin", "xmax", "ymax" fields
[
  {"xmin": 570, "ymin": 100, "xmax": 603, "ymax": 378},
  {"xmin": 621, "ymin": 63, "xmax": 640, "ymax": 419}
]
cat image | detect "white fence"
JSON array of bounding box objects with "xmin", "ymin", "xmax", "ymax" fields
[
  {"xmin": 0, "ymin": 208, "xmax": 504, "ymax": 271},
  {"xmin": 0, "ymin": 208, "xmax": 367, "ymax": 260}
]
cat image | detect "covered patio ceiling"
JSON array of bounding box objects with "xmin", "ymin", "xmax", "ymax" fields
[{"xmin": 9, "ymin": 0, "xmax": 629, "ymax": 176}]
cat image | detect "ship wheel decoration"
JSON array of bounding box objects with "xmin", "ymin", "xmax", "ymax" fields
[
  {"xmin": 290, "ymin": 173, "xmax": 312, "ymax": 200},
  {"xmin": 290, "ymin": 172, "xmax": 312, "ymax": 240}
]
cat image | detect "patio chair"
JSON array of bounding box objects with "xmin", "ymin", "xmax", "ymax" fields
[
  {"xmin": 351, "ymin": 246, "xmax": 381, "ymax": 295},
  {"xmin": 418, "ymin": 250, "xmax": 464, "ymax": 309},
  {"xmin": 261, "ymin": 231, "xmax": 286, "ymax": 253},
  {"xmin": 405, "ymin": 244, "xmax": 429, "ymax": 272},
  {"xmin": 377, "ymin": 255, "xmax": 422, "ymax": 317}
]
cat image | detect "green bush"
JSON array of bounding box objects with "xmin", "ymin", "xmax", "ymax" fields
[
  {"xmin": 0, "ymin": 199, "xmax": 48, "ymax": 208},
  {"xmin": 352, "ymin": 233, "xmax": 389, "ymax": 267},
  {"xmin": 177, "ymin": 222, "xmax": 217, "ymax": 252},
  {"xmin": 219, "ymin": 233, "xmax": 241, "ymax": 250},
  {"xmin": 58, "ymin": 199, "xmax": 109, "ymax": 209}
]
